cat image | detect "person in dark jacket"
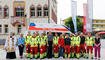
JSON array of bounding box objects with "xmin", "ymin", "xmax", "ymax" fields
[
  {"xmin": 64, "ymin": 34, "xmax": 71, "ymax": 58},
  {"xmin": 47, "ymin": 32, "xmax": 53, "ymax": 58},
  {"xmin": 79, "ymin": 33, "xmax": 86, "ymax": 58},
  {"xmin": 94, "ymin": 33, "xmax": 101, "ymax": 60}
]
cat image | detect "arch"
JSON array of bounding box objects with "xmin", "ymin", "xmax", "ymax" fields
[
  {"xmin": 30, "ymin": 4, "xmax": 35, "ymax": 17},
  {"xmin": 30, "ymin": 4, "xmax": 35, "ymax": 8},
  {"xmin": 4, "ymin": 5, "xmax": 8, "ymax": 8},
  {"xmin": 43, "ymin": 4, "xmax": 48, "ymax": 8},
  {"xmin": 37, "ymin": 4, "xmax": 42, "ymax": 8},
  {"xmin": 37, "ymin": 4, "xmax": 42, "ymax": 17}
]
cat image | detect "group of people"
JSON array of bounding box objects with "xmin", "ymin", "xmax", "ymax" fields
[{"xmin": 4, "ymin": 31, "xmax": 101, "ymax": 60}]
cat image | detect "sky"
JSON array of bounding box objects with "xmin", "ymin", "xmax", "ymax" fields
[{"xmin": 57, "ymin": 0, "xmax": 105, "ymax": 24}]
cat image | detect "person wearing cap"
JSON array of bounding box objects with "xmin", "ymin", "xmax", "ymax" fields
[{"xmin": 18, "ymin": 33, "xmax": 25, "ymax": 58}]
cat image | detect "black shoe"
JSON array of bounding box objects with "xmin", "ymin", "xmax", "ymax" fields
[
  {"xmin": 86, "ymin": 57, "xmax": 88, "ymax": 59},
  {"xmin": 98, "ymin": 59, "xmax": 100, "ymax": 60},
  {"xmin": 91, "ymin": 57, "xmax": 93, "ymax": 59}
]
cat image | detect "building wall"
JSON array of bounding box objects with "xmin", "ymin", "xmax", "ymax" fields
[
  {"xmin": 92, "ymin": 19, "xmax": 105, "ymax": 31},
  {"xmin": 0, "ymin": 0, "xmax": 57, "ymax": 39}
]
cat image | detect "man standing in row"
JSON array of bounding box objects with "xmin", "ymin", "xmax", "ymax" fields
[
  {"xmin": 74, "ymin": 32, "xmax": 81, "ymax": 59},
  {"xmin": 70, "ymin": 33, "xmax": 75, "ymax": 58},
  {"xmin": 25, "ymin": 31, "xmax": 32, "ymax": 58},
  {"xmin": 80, "ymin": 33, "xmax": 86, "ymax": 58},
  {"xmin": 85, "ymin": 33, "xmax": 94, "ymax": 59},
  {"xmin": 53, "ymin": 33, "xmax": 59, "ymax": 58},
  {"xmin": 64, "ymin": 34, "xmax": 71, "ymax": 58},
  {"xmin": 30, "ymin": 32, "xmax": 38, "ymax": 58}
]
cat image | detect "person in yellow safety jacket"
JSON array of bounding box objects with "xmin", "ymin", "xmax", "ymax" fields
[
  {"xmin": 25, "ymin": 31, "xmax": 32, "ymax": 58},
  {"xmin": 40, "ymin": 34, "xmax": 46, "ymax": 59},
  {"xmin": 36, "ymin": 31, "xmax": 41, "ymax": 57},
  {"xmin": 70, "ymin": 33, "xmax": 75, "ymax": 58},
  {"xmin": 62, "ymin": 32, "xmax": 66, "ymax": 39},
  {"xmin": 85, "ymin": 33, "xmax": 94, "ymax": 59},
  {"xmin": 42, "ymin": 31, "xmax": 47, "ymax": 57},
  {"xmin": 53, "ymin": 33, "xmax": 59, "ymax": 58},
  {"xmin": 74, "ymin": 32, "xmax": 81, "ymax": 59},
  {"xmin": 30, "ymin": 32, "xmax": 38, "ymax": 58}
]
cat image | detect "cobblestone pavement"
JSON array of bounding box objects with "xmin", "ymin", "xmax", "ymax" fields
[{"xmin": 0, "ymin": 40, "xmax": 105, "ymax": 60}]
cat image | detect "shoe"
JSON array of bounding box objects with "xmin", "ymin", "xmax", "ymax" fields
[
  {"xmin": 98, "ymin": 58, "xmax": 101, "ymax": 60},
  {"xmin": 94, "ymin": 57, "xmax": 97, "ymax": 59},
  {"xmin": 91, "ymin": 57, "xmax": 93, "ymax": 59},
  {"xmin": 59, "ymin": 57, "xmax": 63, "ymax": 59}
]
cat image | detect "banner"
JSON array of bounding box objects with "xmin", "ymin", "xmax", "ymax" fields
[
  {"xmin": 83, "ymin": 4, "xmax": 87, "ymax": 32},
  {"xmin": 87, "ymin": 0, "xmax": 93, "ymax": 32},
  {"xmin": 83, "ymin": 0, "xmax": 93, "ymax": 33},
  {"xmin": 71, "ymin": 0, "xmax": 77, "ymax": 32}
]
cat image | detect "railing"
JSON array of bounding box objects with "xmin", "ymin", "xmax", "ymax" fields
[{"xmin": 11, "ymin": 16, "xmax": 26, "ymax": 26}]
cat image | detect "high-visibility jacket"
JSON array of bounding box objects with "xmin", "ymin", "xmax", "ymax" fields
[
  {"xmin": 74, "ymin": 36, "xmax": 81, "ymax": 46},
  {"xmin": 53, "ymin": 36, "xmax": 59, "ymax": 45},
  {"xmin": 25, "ymin": 35, "xmax": 32, "ymax": 45},
  {"xmin": 30, "ymin": 37, "xmax": 38, "ymax": 47},
  {"xmin": 70, "ymin": 36, "xmax": 74, "ymax": 46},
  {"xmin": 40, "ymin": 37, "xmax": 46, "ymax": 47},
  {"xmin": 43, "ymin": 35, "xmax": 47, "ymax": 43},
  {"xmin": 85, "ymin": 37, "xmax": 94, "ymax": 46},
  {"xmin": 62, "ymin": 36, "xmax": 66, "ymax": 39},
  {"xmin": 36, "ymin": 35, "xmax": 41, "ymax": 44}
]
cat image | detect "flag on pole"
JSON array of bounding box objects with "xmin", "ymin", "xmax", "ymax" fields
[
  {"xmin": 83, "ymin": 4, "xmax": 87, "ymax": 32},
  {"xmin": 71, "ymin": 0, "xmax": 77, "ymax": 32}
]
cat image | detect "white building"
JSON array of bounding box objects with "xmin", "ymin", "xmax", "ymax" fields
[{"xmin": 0, "ymin": 0, "xmax": 57, "ymax": 39}]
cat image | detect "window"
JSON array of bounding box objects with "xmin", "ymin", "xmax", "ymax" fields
[
  {"xmin": 30, "ymin": 8, "xmax": 35, "ymax": 17},
  {"xmin": 5, "ymin": 25, "xmax": 8, "ymax": 33},
  {"xmin": 16, "ymin": 8, "xmax": 24, "ymax": 16},
  {"xmin": 0, "ymin": 25, "xmax": 2, "ymax": 33},
  {"xmin": 18, "ymin": 25, "xmax": 21, "ymax": 34},
  {"xmin": 0, "ymin": 8, "xmax": 2, "ymax": 17},
  {"xmin": 37, "ymin": 8, "xmax": 42, "ymax": 17},
  {"xmin": 4, "ymin": 8, "xmax": 9, "ymax": 17},
  {"xmin": 44, "ymin": 8, "xmax": 48, "ymax": 16}
]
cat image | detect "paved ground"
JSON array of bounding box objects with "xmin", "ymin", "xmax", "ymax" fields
[{"xmin": 0, "ymin": 40, "xmax": 105, "ymax": 60}]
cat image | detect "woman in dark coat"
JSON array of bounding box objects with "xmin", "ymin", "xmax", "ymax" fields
[{"xmin": 47, "ymin": 32, "xmax": 53, "ymax": 58}]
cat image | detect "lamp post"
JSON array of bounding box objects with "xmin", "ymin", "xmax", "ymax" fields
[
  {"xmin": 25, "ymin": 14, "xmax": 30, "ymax": 30},
  {"xmin": 48, "ymin": 0, "xmax": 50, "ymax": 23}
]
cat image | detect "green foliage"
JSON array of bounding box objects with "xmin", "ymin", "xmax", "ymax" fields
[{"xmin": 64, "ymin": 17, "xmax": 83, "ymax": 33}]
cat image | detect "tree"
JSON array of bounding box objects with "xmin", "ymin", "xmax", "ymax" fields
[{"xmin": 64, "ymin": 17, "xmax": 83, "ymax": 33}]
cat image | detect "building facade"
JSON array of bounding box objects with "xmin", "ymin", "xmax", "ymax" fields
[
  {"xmin": 92, "ymin": 19, "xmax": 105, "ymax": 31},
  {"xmin": 0, "ymin": 0, "xmax": 57, "ymax": 39},
  {"xmin": 60, "ymin": 16, "xmax": 105, "ymax": 32}
]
